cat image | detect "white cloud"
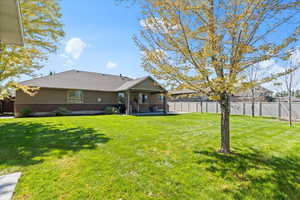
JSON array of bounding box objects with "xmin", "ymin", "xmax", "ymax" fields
[
  {"xmin": 271, "ymin": 65, "xmax": 285, "ymax": 74},
  {"xmin": 63, "ymin": 59, "xmax": 76, "ymax": 67},
  {"xmin": 65, "ymin": 37, "xmax": 87, "ymax": 59},
  {"xmin": 140, "ymin": 17, "xmax": 178, "ymax": 33},
  {"xmin": 256, "ymin": 59, "xmax": 285, "ymax": 74},
  {"xmin": 105, "ymin": 61, "xmax": 118, "ymax": 69},
  {"xmin": 257, "ymin": 59, "xmax": 276, "ymax": 69},
  {"xmin": 59, "ymin": 53, "xmax": 68, "ymax": 59},
  {"xmin": 290, "ymin": 48, "xmax": 300, "ymax": 65},
  {"xmin": 141, "ymin": 49, "xmax": 166, "ymax": 57}
]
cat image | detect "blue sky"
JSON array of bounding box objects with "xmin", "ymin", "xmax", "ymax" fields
[
  {"xmin": 27, "ymin": 0, "xmax": 300, "ymax": 90},
  {"xmin": 40, "ymin": 0, "xmax": 145, "ymax": 78}
]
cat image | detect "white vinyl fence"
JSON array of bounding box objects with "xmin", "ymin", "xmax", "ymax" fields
[{"xmin": 168, "ymin": 101, "xmax": 300, "ymax": 121}]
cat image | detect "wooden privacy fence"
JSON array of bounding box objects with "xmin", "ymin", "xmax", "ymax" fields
[{"xmin": 168, "ymin": 101, "xmax": 300, "ymax": 121}]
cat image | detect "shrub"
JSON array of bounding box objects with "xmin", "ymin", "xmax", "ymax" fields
[
  {"xmin": 20, "ymin": 107, "xmax": 33, "ymax": 117},
  {"xmin": 104, "ymin": 106, "xmax": 118, "ymax": 115},
  {"xmin": 53, "ymin": 107, "xmax": 71, "ymax": 116}
]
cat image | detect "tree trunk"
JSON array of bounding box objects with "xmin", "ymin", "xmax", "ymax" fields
[{"xmin": 219, "ymin": 93, "xmax": 231, "ymax": 154}]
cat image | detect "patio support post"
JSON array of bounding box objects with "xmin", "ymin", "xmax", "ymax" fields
[{"xmin": 126, "ymin": 90, "xmax": 131, "ymax": 115}]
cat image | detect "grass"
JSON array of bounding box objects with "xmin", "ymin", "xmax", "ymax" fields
[{"xmin": 0, "ymin": 113, "xmax": 300, "ymax": 200}]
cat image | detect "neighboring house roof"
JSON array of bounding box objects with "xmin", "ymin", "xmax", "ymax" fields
[
  {"xmin": 234, "ymin": 86, "xmax": 273, "ymax": 97},
  {"xmin": 20, "ymin": 70, "xmax": 166, "ymax": 92},
  {"xmin": 170, "ymin": 86, "xmax": 273, "ymax": 97},
  {"xmin": 0, "ymin": 0, "xmax": 24, "ymax": 45},
  {"xmin": 277, "ymin": 96, "xmax": 300, "ymax": 102},
  {"xmin": 169, "ymin": 89, "xmax": 197, "ymax": 95}
]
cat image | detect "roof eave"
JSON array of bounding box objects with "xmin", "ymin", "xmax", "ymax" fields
[
  {"xmin": 0, "ymin": 0, "xmax": 24, "ymax": 46},
  {"xmin": 18, "ymin": 85, "xmax": 118, "ymax": 93}
]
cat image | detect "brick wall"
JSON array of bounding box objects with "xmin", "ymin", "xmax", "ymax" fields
[{"xmin": 14, "ymin": 104, "xmax": 115, "ymax": 117}]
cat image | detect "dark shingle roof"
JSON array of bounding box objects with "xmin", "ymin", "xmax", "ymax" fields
[
  {"xmin": 20, "ymin": 70, "xmax": 163, "ymax": 92},
  {"xmin": 277, "ymin": 96, "xmax": 300, "ymax": 102},
  {"xmin": 117, "ymin": 77, "xmax": 149, "ymax": 91}
]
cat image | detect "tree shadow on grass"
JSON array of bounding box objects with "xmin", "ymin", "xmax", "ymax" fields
[
  {"xmin": 0, "ymin": 122, "xmax": 111, "ymax": 167},
  {"xmin": 194, "ymin": 148, "xmax": 300, "ymax": 199}
]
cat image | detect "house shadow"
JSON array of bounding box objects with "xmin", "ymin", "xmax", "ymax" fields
[
  {"xmin": 194, "ymin": 148, "xmax": 300, "ymax": 199},
  {"xmin": 0, "ymin": 122, "xmax": 111, "ymax": 167}
]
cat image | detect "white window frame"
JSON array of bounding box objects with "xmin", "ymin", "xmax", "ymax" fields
[{"xmin": 139, "ymin": 93, "xmax": 148, "ymax": 104}]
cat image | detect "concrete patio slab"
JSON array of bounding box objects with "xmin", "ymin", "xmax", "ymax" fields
[
  {"xmin": 0, "ymin": 172, "xmax": 21, "ymax": 200},
  {"xmin": 133, "ymin": 112, "xmax": 185, "ymax": 116},
  {"xmin": 0, "ymin": 116, "xmax": 14, "ymax": 119}
]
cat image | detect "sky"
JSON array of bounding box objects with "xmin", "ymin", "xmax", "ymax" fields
[
  {"xmin": 39, "ymin": 0, "xmax": 145, "ymax": 79},
  {"xmin": 23, "ymin": 0, "xmax": 300, "ymax": 91}
]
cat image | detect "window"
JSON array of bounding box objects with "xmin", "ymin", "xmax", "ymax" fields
[
  {"xmin": 139, "ymin": 93, "xmax": 148, "ymax": 104},
  {"xmin": 117, "ymin": 92, "xmax": 125, "ymax": 104},
  {"xmin": 158, "ymin": 94, "xmax": 164, "ymax": 102},
  {"xmin": 67, "ymin": 90, "xmax": 83, "ymax": 104}
]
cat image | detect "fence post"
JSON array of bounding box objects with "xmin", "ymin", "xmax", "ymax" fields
[
  {"xmin": 259, "ymin": 102, "xmax": 262, "ymax": 116},
  {"xmin": 216, "ymin": 102, "xmax": 218, "ymax": 113},
  {"xmin": 181, "ymin": 103, "xmax": 183, "ymax": 112},
  {"xmin": 201, "ymin": 101, "xmax": 203, "ymax": 113},
  {"xmin": 243, "ymin": 102, "xmax": 246, "ymax": 115},
  {"xmin": 278, "ymin": 101, "xmax": 281, "ymax": 119},
  {"xmin": 206, "ymin": 102, "xmax": 208, "ymax": 112}
]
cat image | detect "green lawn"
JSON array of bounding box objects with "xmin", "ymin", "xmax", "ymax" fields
[{"xmin": 1, "ymin": 113, "xmax": 300, "ymax": 200}]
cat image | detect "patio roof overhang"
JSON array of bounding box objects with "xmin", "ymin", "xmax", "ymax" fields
[
  {"xmin": 128, "ymin": 88, "xmax": 166, "ymax": 93},
  {"xmin": 0, "ymin": 0, "xmax": 24, "ymax": 46}
]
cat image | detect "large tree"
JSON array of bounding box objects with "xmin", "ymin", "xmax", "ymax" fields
[
  {"xmin": 134, "ymin": 0, "xmax": 300, "ymax": 153},
  {"xmin": 0, "ymin": 0, "xmax": 64, "ymax": 97}
]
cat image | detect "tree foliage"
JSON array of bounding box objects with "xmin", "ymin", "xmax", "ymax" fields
[
  {"xmin": 0, "ymin": 0, "xmax": 64, "ymax": 98},
  {"xmin": 134, "ymin": 0, "xmax": 300, "ymax": 153}
]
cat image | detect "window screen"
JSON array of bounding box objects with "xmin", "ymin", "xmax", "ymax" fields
[{"xmin": 67, "ymin": 90, "xmax": 83, "ymax": 104}]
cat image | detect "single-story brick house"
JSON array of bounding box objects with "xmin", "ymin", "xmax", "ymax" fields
[{"xmin": 15, "ymin": 70, "xmax": 167, "ymax": 117}]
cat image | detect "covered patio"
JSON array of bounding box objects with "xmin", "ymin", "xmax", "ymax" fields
[
  {"xmin": 110, "ymin": 75, "xmax": 168, "ymax": 115},
  {"xmin": 125, "ymin": 89, "xmax": 168, "ymax": 115}
]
